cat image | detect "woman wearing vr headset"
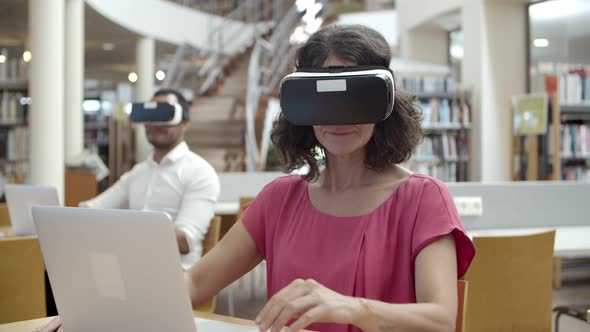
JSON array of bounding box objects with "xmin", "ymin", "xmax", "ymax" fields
[
  {"xmin": 38, "ymin": 25, "xmax": 473, "ymax": 332},
  {"xmin": 188, "ymin": 25, "xmax": 474, "ymax": 332}
]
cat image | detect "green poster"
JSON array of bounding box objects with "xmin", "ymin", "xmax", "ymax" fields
[{"xmin": 512, "ymin": 93, "xmax": 548, "ymax": 136}]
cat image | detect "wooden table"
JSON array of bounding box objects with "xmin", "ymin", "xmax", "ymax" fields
[{"xmin": 0, "ymin": 312, "xmax": 313, "ymax": 331}]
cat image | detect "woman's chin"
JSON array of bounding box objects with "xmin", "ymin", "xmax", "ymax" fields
[{"xmin": 323, "ymin": 145, "xmax": 364, "ymax": 157}]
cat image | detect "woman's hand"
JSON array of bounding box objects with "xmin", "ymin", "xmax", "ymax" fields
[
  {"xmin": 32, "ymin": 316, "xmax": 62, "ymax": 332},
  {"xmin": 255, "ymin": 279, "xmax": 360, "ymax": 332}
]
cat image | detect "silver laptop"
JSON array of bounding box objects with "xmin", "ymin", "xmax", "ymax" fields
[
  {"xmin": 31, "ymin": 207, "xmax": 260, "ymax": 332},
  {"xmin": 5, "ymin": 184, "xmax": 60, "ymax": 236},
  {"xmin": 31, "ymin": 206, "xmax": 198, "ymax": 332}
]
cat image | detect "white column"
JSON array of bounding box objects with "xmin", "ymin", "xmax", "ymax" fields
[
  {"xmin": 402, "ymin": 30, "xmax": 449, "ymax": 65},
  {"xmin": 462, "ymin": 0, "xmax": 484, "ymax": 181},
  {"xmin": 397, "ymin": 0, "xmax": 454, "ymax": 65},
  {"xmin": 134, "ymin": 36, "xmax": 155, "ymax": 163},
  {"xmin": 462, "ymin": 0, "xmax": 527, "ymax": 182},
  {"xmin": 65, "ymin": 0, "xmax": 84, "ymax": 162},
  {"xmin": 29, "ymin": 0, "xmax": 65, "ymax": 200}
]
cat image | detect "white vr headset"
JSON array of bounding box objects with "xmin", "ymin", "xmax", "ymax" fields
[
  {"xmin": 129, "ymin": 102, "xmax": 183, "ymax": 126},
  {"xmin": 279, "ymin": 66, "xmax": 395, "ymax": 126}
]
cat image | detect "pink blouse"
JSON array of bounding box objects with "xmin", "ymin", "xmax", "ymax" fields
[{"xmin": 242, "ymin": 174, "xmax": 475, "ymax": 332}]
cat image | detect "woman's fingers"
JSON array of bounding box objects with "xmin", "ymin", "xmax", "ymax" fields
[
  {"xmin": 257, "ymin": 279, "xmax": 310, "ymax": 331},
  {"xmin": 269, "ymin": 295, "xmax": 317, "ymax": 332},
  {"xmin": 285, "ymin": 306, "xmax": 325, "ymax": 332}
]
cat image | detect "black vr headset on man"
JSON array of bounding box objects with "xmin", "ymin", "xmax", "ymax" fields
[
  {"xmin": 129, "ymin": 101, "xmax": 184, "ymax": 126},
  {"xmin": 279, "ymin": 66, "xmax": 395, "ymax": 126}
]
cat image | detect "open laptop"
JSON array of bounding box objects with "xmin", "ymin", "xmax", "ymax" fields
[
  {"xmin": 31, "ymin": 206, "xmax": 259, "ymax": 332},
  {"xmin": 5, "ymin": 184, "xmax": 60, "ymax": 236}
]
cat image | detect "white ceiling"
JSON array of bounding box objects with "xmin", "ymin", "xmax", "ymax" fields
[
  {"xmin": 0, "ymin": 0, "xmax": 177, "ymax": 82},
  {"xmin": 406, "ymin": 0, "xmax": 590, "ymax": 66},
  {"xmin": 0, "ymin": 0, "xmax": 587, "ymax": 83},
  {"xmin": 529, "ymin": 0, "xmax": 590, "ymax": 65}
]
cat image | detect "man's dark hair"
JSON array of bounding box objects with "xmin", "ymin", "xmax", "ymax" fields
[
  {"xmin": 153, "ymin": 88, "xmax": 191, "ymax": 122},
  {"xmin": 270, "ymin": 24, "xmax": 423, "ymax": 182}
]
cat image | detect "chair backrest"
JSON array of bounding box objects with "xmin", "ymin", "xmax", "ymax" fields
[
  {"xmin": 0, "ymin": 203, "xmax": 11, "ymax": 227},
  {"xmin": 0, "ymin": 236, "xmax": 46, "ymax": 323},
  {"xmin": 195, "ymin": 198, "xmax": 254, "ymax": 314},
  {"xmin": 195, "ymin": 216, "xmax": 222, "ymax": 314},
  {"xmin": 456, "ymin": 280, "xmax": 467, "ymax": 332},
  {"xmin": 202, "ymin": 216, "xmax": 221, "ymax": 255},
  {"xmin": 64, "ymin": 170, "xmax": 97, "ymax": 207},
  {"xmin": 237, "ymin": 197, "xmax": 255, "ymax": 221},
  {"xmin": 463, "ymin": 230, "xmax": 555, "ymax": 332}
]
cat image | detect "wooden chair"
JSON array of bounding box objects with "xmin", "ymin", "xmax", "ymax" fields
[
  {"xmin": 0, "ymin": 236, "xmax": 46, "ymax": 323},
  {"xmin": 237, "ymin": 197, "xmax": 264, "ymax": 298},
  {"xmin": 64, "ymin": 170, "xmax": 97, "ymax": 207},
  {"xmin": 463, "ymin": 230, "xmax": 555, "ymax": 332},
  {"xmin": 553, "ymin": 304, "xmax": 590, "ymax": 332},
  {"xmin": 237, "ymin": 197, "xmax": 255, "ymax": 220},
  {"xmin": 218, "ymin": 197, "xmax": 255, "ymax": 239},
  {"xmin": 194, "ymin": 216, "xmax": 222, "ymax": 313},
  {"xmin": 226, "ymin": 197, "xmax": 256, "ymax": 316},
  {"xmin": 0, "ymin": 203, "xmax": 11, "ymax": 227},
  {"xmin": 456, "ymin": 280, "xmax": 468, "ymax": 332}
]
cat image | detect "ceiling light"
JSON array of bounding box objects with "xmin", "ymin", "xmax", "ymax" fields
[
  {"xmin": 0, "ymin": 55, "xmax": 6, "ymax": 63},
  {"xmin": 533, "ymin": 38, "xmax": 549, "ymax": 48},
  {"xmin": 128, "ymin": 72, "xmax": 138, "ymax": 83},
  {"xmin": 155, "ymin": 70, "xmax": 166, "ymax": 81},
  {"xmin": 450, "ymin": 45, "xmax": 464, "ymax": 59},
  {"xmin": 102, "ymin": 43, "xmax": 115, "ymax": 51},
  {"xmin": 22, "ymin": 50, "xmax": 32, "ymax": 62},
  {"xmin": 83, "ymin": 100, "xmax": 101, "ymax": 113}
]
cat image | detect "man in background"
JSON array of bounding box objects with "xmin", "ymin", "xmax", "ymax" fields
[{"xmin": 80, "ymin": 89, "xmax": 220, "ymax": 270}]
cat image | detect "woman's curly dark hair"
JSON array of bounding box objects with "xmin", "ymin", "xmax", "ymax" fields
[{"xmin": 271, "ymin": 24, "xmax": 423, "ymax": 182}]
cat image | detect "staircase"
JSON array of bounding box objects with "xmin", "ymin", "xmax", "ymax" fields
[
  {"xmin": 164, "ymin": 0, "xmax": 321, "ymax": 172},
  {"xmin": 185, "ymin": 54, "xmax": 250, "ymax": 171}
]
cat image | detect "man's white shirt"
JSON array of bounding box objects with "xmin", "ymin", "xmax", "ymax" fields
[{"xmin": 80, "ymin": 142, "xmax": 220, "ymax": 270}]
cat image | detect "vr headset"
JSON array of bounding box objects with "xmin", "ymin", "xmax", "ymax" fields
[
  {"xmin": 279, "ymin": 66, "xmax": 395, "ymax": 126},
  {"xmin": 129, "ymin": 102, "xmax": 183, "ymax": 126}
]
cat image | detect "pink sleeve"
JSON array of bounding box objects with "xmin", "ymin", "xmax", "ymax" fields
[
  {"xmin": 241, "ymin": 180, "xmax": 277, "ymax": 258},
  {"xmin": 411, "ymin": 178, "xmax": 475, "ymax": 279}
]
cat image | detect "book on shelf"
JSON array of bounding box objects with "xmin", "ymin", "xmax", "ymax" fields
[
  {"xmin": 0, "ymin": 91, "xmax": 27, "ymax": 123},
  {"xmin": 415, "ymin": 137, "xmax": 437, "ymax": 160},
  {"xmin": 401, "ymin": 76, "xmax": 471, "ymax": 182},
  {"xmin": 560, "ymin": 124, "xmax": 590, "ymax": 159},
  {"xmin": 400, "ymin": 76, "xmax": 454, "ymax": 94},
  {"xmin": 554, "ymin": 70, "xmax": 590, "ymax": 105},
  {"xmin": 0, "ymin": 57, "xmax": 28, "ymax": 81},
  {"xmin": 562, "ymin": 166, "xmax": 590, "ymax": 181},
  {"xmin": 420, "ymin": 98, "xmax": 471, "ymax": 128},
  {"xmin": 413, "ymin": 162, "xmax": 460, "ymax": 182},
  {"xmin": 0, "ymin": 129, "xmax": 29, "ymax": 186},
  {"xmin": 413, "ymin": 133, "xmax": 468, "ymax": 163},
  {"xmin": 0, "ymin": 53, "xmax": 29, "ymax": 187},
  {"xmin": 0, "ymin": 127, "xmax": 29, "ymax": 161},
  {"xmin": 0, "ymin": 162, "xmax": 28, "ymax": 185}
]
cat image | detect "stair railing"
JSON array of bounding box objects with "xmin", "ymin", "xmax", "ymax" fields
[{"xmin": 244, "ymin": 0, "xmax": 326, "ymax": 171}]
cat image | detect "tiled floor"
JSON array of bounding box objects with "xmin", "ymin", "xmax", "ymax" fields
[
  {"xmin": 214, "ymin": 267, "xmax": 590, "ymax": 331},
  {"xmin": 552, "ymin": 280, "xmax": 590, "ymax": 332}
]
